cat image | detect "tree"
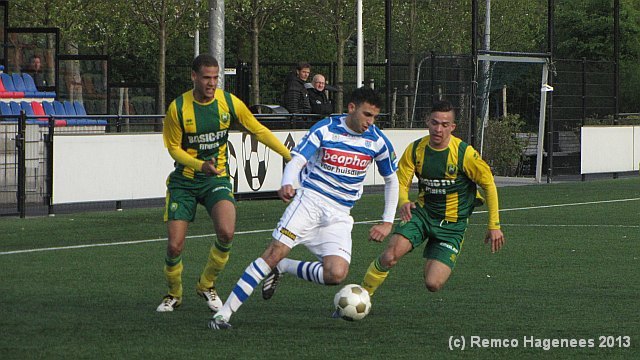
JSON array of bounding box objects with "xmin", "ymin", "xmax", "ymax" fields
[
  {"xmin": 129, "ymin": 0, "xmax": 197, "ymax": 112},
  {"xmin": 228, "ymin": 0, "xmax": 292, "ymax": 105},
  {"xmin": 303, "ymin": 0, "xmax": 357, "ymax": 112}
]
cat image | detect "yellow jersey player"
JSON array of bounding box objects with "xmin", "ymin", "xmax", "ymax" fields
[
  {"xmin": 361, "ymin": 99, "xmax": 505, "ymax": 297},
  {"xmin": 157, "ymin": 54, "xmax": 291, "ymax": 312}
]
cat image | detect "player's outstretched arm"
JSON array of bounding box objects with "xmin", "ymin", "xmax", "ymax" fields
[{"xmin": 484, "ymin": 229, "xmax": 505, "ymax": 253}]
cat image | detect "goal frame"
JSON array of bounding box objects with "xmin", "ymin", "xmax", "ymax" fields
[{"xmin": 477, "ymin": 53, "xmax": 551, "ymax": 183}]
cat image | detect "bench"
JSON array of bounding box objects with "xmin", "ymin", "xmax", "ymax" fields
[{"xmin": 554, "ymin": 130, "xmax": 580, "ymax": 156}]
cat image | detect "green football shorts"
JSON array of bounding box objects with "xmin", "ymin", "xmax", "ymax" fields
[
  {"xmin": 393, "ymin": 206, "xmax": 468, "ymax": 269},
  {"xmin": 164, "ymin": 173, "xmax": 235, "ymax": 222}
]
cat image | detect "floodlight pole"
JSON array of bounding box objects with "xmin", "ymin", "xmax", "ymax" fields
[
  {"xmin": 614, "ymin": 0, "xmax": 619, "ymax": 124},
  {"xmin": 195, "ymin": 0, "xmax": 200, "ymax": 57},
  {"xmin": 209, "ymin": 0, "xmax": 225, "ymax": 88},
  {"xmin": 470, "ymin": 0, "xmax": 478, "ymax": 147},
  {"xmin": 479, "ymin": 0, "xmax": 492, "ymax": 155},
  {"xmin": 356, "ymin": 0, "xmax": 364, "ymax": 87},
  {"xmin": 385, "ymin": 0, "xmax": 392, "ymax": 124}
]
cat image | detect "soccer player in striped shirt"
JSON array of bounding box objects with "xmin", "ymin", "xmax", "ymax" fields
[
  {"xmin": 361, "ymin": 99, "xmax": 505, "ymax": 298},
  {"xmin": 209, "ymin": 87, "xmax": 399, "ymax": 329}
]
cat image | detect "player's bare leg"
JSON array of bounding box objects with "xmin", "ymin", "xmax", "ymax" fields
[
  {"xmin": 361, "ymin": 234, "xmax": 412, "ymax": 296},
  {"xmin": 321, "ymin": 255, "xmax": 349, "ymax": 285},
  {"xmin": 423, "ymin": 259, "xmax": 452, "ymax": 292}
]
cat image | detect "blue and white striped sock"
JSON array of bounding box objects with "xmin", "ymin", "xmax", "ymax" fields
[
  {"xmin": 216, "ymin": 257, "xmax": 271, "ymax": 321},
  {"xmin": 278, "ymin": 258, "xmax": 325, "ymax": 285}
]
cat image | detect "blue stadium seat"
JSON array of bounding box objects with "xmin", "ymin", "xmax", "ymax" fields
[
  {"xmin": 0, "ymin": 101, "xmax": 16, "ymax": 121},
  {"xmin": 42, "ymin": 101, "xmax": 56, "ymax": 116},
  {"xmin": 73, "ymin": 100, "xmax": 87, "ymax": 116},
  {"xmin": 71, "ymin": 100, "xmax": 99, "ymax": 125},
  {"xmin": 12, "ymin": 73, "xmax": 37, "ymax": 97},
  {"xmin": 40, "ymin": 101, "xmax": 66, "ymax": 127},
  {"xmin": 63, "ymin": 100, "xmax": 92, "ymax": 126},
  {"xmin": 53, "ymin": 101, "xmax": 66, "ymax": 116},
  {"xmin": 20, "ymin": 101, "xmax": 35, "ymax": 116},
  {"xmin": 5, "ymin": 101, "xmax": 36, "ymax": 124},
  {"xmin": 0, "ymin": 73, "xmax": 25, "ymax": 98},
  {"xmin": 63, "ymin": 100, "xmax": 76, "ymax": 115},
  {"xmin": 0, "ymin": 76, "xmax": 20, "ymax": 98},
  {"xmin": 10, "ymin": 101, "xmax": 22, "ymax": 115},
  {"xmin": 19, "ymin": 101, "xmax": 45, "ymax": 126},
  {"xmin": 22, "ymin": 73, "xmax": 56, "ymax": 98}
]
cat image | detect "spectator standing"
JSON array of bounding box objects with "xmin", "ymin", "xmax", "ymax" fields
[
  {"xmin": 308, "ymin": 74, "xmax": 333, "ymax": 115},
  {"xmin": 282, "ymin": 62, "xmax": 311, "ymax": 114}
]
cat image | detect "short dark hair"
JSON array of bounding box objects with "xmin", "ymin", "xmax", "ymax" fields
[
  {"xmin": 430, "ymin": 99, "xmax": 455, "ymax": 114},
  {"xmin": 348, "ymin": 87, "xmax": 383, "ymax": 109},
  {"xmin": 296, "ymin": 62, "xmax": 311, "ymax": 71},
  {"xmin": 192, "ymin": 54, "xmax": 219, "ymax": 72}
]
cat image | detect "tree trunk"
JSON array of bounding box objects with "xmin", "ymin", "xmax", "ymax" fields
[
  {"xmin": 336, "ymin": 40, "xmax": 346, "ymax": 112},
  {"xmin": 335, "ymin": 20, "xmax": 345, "ymax": 112},
  {"xmin": 157, "ymin": 1, "xmax": 167, "ymax": 126},
  {"xmin": 64, "ymin": 42, "xmax": 82, "ymax": 102},
  {"xmin": 251, "ymin": 12, "xmax": 260, "ymax": 106}
]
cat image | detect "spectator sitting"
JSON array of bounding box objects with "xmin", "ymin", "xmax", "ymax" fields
[
  {"xmin": 282, "ymin": 62, "xmax": 311, "ymax": 115},
  {"xmin": 307, "ymin": 74, "xmax": 333, "ymax": 115},
  {"xmin": 23, "ymin": 54, "xmax": 46, "ymax": 87}
]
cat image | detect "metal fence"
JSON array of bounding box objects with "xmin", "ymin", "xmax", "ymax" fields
[
  {"xmin": 0, "ymin": 111, "xmax": 331, "ymax": 217},
  {"xmin": 0, "ymin": 55, "xmax": 622, "ymax": 217}
]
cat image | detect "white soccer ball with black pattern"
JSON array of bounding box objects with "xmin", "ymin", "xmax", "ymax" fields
[{"xmin": 333, "ymin": 284, "xmax": 371, "ymax": 321}]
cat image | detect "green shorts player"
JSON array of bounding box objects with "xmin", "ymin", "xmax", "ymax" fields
[
  {"xmin": 157, "ymin": 54, "xmax": 291, "ymax": 312},
  {"xmin": 361, "ymin": 99, "xmax": 505, "ymax": 296}
]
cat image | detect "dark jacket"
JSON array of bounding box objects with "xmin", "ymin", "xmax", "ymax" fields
[
  {"xmin": 282, "ymin": 73, "xmax": 311, "ymax": 114},
  {"xmin": 308, "ymin": 88, "xmax": 333, "ymax": 115}
]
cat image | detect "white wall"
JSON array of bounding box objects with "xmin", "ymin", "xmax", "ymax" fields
[
  {"xmin": 581, "ymin": 126, "xmax": 639, "ymax": 174},
  {"xmin": 52, "ymin": 129, "xmax": 427, "ymax": 205},
  {"xmin": 49, "ymin": 125, "xmax": 640, "ymax": 204}
]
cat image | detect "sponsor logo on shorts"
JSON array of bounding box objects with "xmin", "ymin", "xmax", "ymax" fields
[
  {"xmin": 450, "ymin": 253, "xmax": 458, "ymax": 263},
  {"xmin": 279, "ymin": 227, "xmax": 297, "ymax": 240},
  {"xmin": 212, "ymin": 185, "xmax": 230, "ymax": 193},
  {"xmin": 439, "ymin": 242, "xmax": 459, "ymax": 254},
  {"xmin": 339, "ymin": 247, "xmax": 352, "ymax": 257},
  {"xmin": 170, "ymin": 202, "xmax": 178, "ymax": 212}
]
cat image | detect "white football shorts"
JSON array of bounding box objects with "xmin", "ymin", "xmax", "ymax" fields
[{"xmin": 272, "ymin": 188, "xmax": 354, "ymax": 263}]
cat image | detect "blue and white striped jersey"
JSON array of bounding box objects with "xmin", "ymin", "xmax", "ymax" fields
[{"xmin": 292, "ymin": 115, "xmax": 398, "ymax": 208}]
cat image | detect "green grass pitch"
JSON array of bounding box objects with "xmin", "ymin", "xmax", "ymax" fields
[{"xmin": 1, "ymin": 177, "xmax": 638, "ymax": 359}]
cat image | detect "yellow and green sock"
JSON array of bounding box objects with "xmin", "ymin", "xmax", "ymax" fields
[
  {"xmin": 198, "ymin": 239, "xmax": 232, "ymax": 290},
  {"xmin": 361, "ymin": 257, "xmax": 390, "ymax": 296},
  {"xmin": 164, "ymin": 254, "xmax": 183, "ymax": 298}
]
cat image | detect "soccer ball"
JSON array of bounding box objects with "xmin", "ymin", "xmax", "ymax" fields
[{"xmin": 333, "ymin": 284, "xmax": 371, "ymax": 321}]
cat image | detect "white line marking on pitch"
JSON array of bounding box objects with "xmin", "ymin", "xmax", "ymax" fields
[{"xmin": 2, "ymin": 197, "xmax": 638, "ymax": 256}]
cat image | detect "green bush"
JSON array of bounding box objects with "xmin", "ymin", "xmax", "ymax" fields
[{"xmin": 481, "ymin": 114, "xmax": 527, "ymax": 176}]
